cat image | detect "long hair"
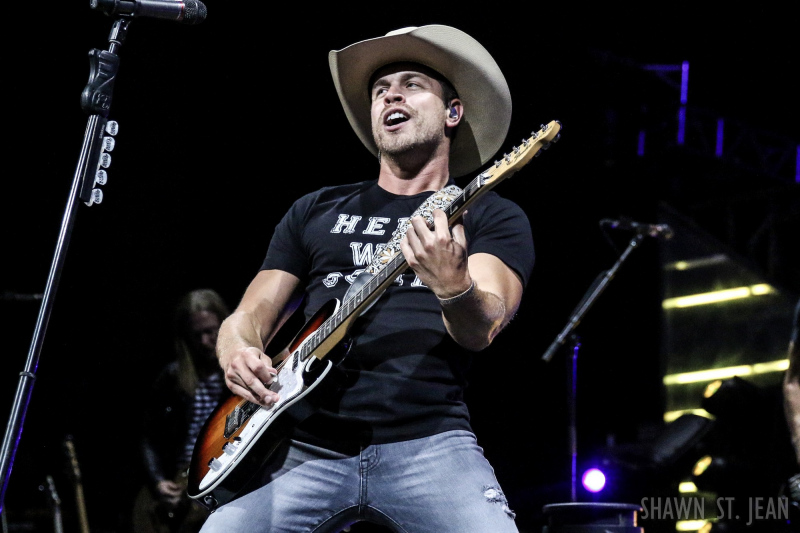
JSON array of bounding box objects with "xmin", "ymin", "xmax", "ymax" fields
[{"xmin": 172, "ymin": 288, "xmax": 231, "ymax": 396}]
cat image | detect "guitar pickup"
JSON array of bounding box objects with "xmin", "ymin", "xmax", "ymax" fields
[
  {"xmin": 224, "ymin": 404, "xmax": 258, "ymax": 438},
  {"xmin": 224, "ymin": 408, "xmax": 246, "ymax": 438}
]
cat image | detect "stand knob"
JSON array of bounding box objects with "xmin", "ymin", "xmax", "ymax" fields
[
  {"xmin": 94, "ymin": 169, "xmax": 108, "ymax": 186},
  {"xmin": 85, "ymin": 189, "xmax": 103, "ymax": 206},
  {"xmin": 105, "ymin": 120, "xmax": 119, "ymax": 136}
]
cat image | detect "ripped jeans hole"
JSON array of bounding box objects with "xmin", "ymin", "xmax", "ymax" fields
[{"xmin": 482, "ymin": 485, "xmax": 516, "ymax": 519}]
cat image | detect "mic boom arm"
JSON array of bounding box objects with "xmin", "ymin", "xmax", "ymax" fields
[{"xmin": 541, "ymin": 231, "xmax": 648, "ymax": 363}]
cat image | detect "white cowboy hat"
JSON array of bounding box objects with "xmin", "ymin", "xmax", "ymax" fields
[{"xmin": 328, "ymin": 24, "xmax": 512, "ymax": 177}]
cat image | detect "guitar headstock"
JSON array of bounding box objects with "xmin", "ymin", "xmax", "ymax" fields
[{"xmin": 481, "ymin": 120, "xmax": 562, "ymax": 184}]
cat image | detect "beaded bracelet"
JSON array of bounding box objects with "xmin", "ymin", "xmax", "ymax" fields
[{"xmin": 438, "ymin": 280, "xmax": 475, "ymax": 306}]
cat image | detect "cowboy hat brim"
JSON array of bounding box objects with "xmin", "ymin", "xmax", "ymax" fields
[{"xmin": 328, "ymin": 25, "xmax": 512, "ymax": 178}]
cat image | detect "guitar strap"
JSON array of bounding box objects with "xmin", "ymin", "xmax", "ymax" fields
[{"xmin": 363, "ymin": 184, "xmax": 463, "ymax": 277}]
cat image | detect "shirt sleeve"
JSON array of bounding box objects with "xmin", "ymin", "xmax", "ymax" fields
[
  {"xmin": 261, "ymin": 196, "xmax": 312, "ymax": 281},
  {"xmin": 464, "ymin": 192, "xmax": 535, "ymax": 288}
]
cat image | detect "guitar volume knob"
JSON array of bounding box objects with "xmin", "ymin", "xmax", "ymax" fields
[
  {"xmin": 208, "ymin": 458, "xmax": 223, "ymax": 472},
  {"xmin": 222, "ymin": 441, "xmax": 238, "ymax": 455}
]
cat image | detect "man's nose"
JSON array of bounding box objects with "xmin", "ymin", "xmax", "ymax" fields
[{"xmin": 383, "ymin": 90, "xmax": 405, "ymax": 104}]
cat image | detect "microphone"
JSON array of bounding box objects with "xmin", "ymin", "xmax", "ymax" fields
[
  {"xmin": 599, "ymin": 218, "xmax": 674, "ymax": 240},
  {"xmin": 90, "ymin": 0, "xmax": 208, "ymax": 24}
]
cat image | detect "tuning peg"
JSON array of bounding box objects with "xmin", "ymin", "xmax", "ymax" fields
[
  {"xmin": 84, "ymin": 188, "xmax": 103, "ymax": 206},
  {"xmin": 98, "ymin": 152, "xmax": 111, "ymax": 168},
  {"xmin": 102, "ymin": 136, "xmax": 116, "ymax": 152},
  {"xmin": 105, "ymin": 120, "xmax": 119, "ymax": 136}
]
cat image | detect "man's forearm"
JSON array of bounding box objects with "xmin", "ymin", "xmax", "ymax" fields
[
  {"xmin": 441, "ymin": 283, "xmax": 509, "ymax": 351},
  {"xmin": 216, "ymin": 310, "xmax": 269, "ymax": 367}
]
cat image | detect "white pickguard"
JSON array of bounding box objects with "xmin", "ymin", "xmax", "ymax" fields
[{"xmin": 197, "ymin": 349, "xmax": 330, "ymax": 493}]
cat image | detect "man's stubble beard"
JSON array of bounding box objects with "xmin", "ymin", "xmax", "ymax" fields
[{"xmin": 374, "ymin": 110, "xmax": 446, "ymax": 161}]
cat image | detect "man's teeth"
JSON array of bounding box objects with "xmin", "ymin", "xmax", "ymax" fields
[{"xmin": 387, "ymin": 112, "xmax": 406, "ymax": 124}]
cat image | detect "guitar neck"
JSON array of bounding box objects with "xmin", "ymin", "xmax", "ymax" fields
[
  {"xmin": 296, "ymin": 171, "xmax": 496, "ymax": 359},
  {"xmin": 288, "ymin": 120, "xmax": 561, "ymax": 368}
]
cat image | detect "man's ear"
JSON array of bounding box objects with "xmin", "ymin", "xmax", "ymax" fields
[{"xmin": 446, "ymin": 99, "xmax": 463, "ymax": 126}]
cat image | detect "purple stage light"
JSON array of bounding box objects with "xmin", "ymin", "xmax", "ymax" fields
[
  {"xmin": 581, "ymin": 468, "xmax": 607, "ymax": 493},
  {"xmin": 715, "ymin": 118, "xmax": 725, "ymax": 158}
]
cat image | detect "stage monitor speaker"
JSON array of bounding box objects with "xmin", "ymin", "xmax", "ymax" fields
[{"xmin": 542, "ymin": 502, "xmax": 644, "ymax": 532}]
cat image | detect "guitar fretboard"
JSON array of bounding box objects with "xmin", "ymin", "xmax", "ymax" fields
[{"xmin": 297, "ymin": 172, "xmax": 495, "ymax": 363}]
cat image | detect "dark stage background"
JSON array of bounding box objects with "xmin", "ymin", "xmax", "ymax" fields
[{"xmin": 1, "ymin": 4, "xmax": 797, "ymax": 532}]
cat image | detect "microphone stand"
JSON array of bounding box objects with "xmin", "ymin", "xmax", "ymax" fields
[
  {"xmin": 0, "ymin": 17, "xmax": 129, "ymax": 513},
  {"xmin": 541, "ymin": 232, "xmax": 647, "ymax": 501}
]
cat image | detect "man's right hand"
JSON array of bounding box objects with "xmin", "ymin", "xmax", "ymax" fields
[
  {"xmin": 156, "ymin": 479, "xmax": 184, "ymax": 508},
  {"xmin": 221, "ymin": 345, "xmax": 279, "ymax": 407},
  {"xmin": 215, "ymin": 269, "xmax": 303, "ymax": 407}
]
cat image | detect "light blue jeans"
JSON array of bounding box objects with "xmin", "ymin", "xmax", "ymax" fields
[{"xmin": 198, "ymin": 429, "xmax": 519, "ymax": 532}]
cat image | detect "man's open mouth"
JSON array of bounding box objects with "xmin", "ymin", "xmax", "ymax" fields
[{"xmin": 385, "ymin": 111, "xmax": 409, "ymax": 126}]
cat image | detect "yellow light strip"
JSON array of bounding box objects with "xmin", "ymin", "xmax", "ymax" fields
[
  {"xmin": 663, "ymin": 409, "xmax": 713, "ymax": 423},
  {"xmin": 753, "ymin": 359, "xmax": 791, "ymax": 373},
  {"xmin": 676, "ymin": 520, "xmax": 708, "ymax": 531},
  {"xmin": 679, "ymin": 481, "xmax": 698, "ymax": 493},
  {"xmin": 663, "ymin": 359, "xmax": 788, "ymax": 385},
  {"xmin": 665, "ymin": 254, "xmax": 729, "ymax": 271},
  {"xmin": 662, "ymin": 284, "xmax": 775, "ymax": 309}
]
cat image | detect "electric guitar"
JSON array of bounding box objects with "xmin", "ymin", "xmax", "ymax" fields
[{"xmin": 187, "ymin": 120, "xmax": 562, "ymax": 510}]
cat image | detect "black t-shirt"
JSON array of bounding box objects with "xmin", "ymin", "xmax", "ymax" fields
[
  {"xmin": 261, "ymin": 179, "xmax": 534, "ymax": 445},
  {"xmin": 792, "ymin": 297, "xmax": 800, "ymax": 346}
]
